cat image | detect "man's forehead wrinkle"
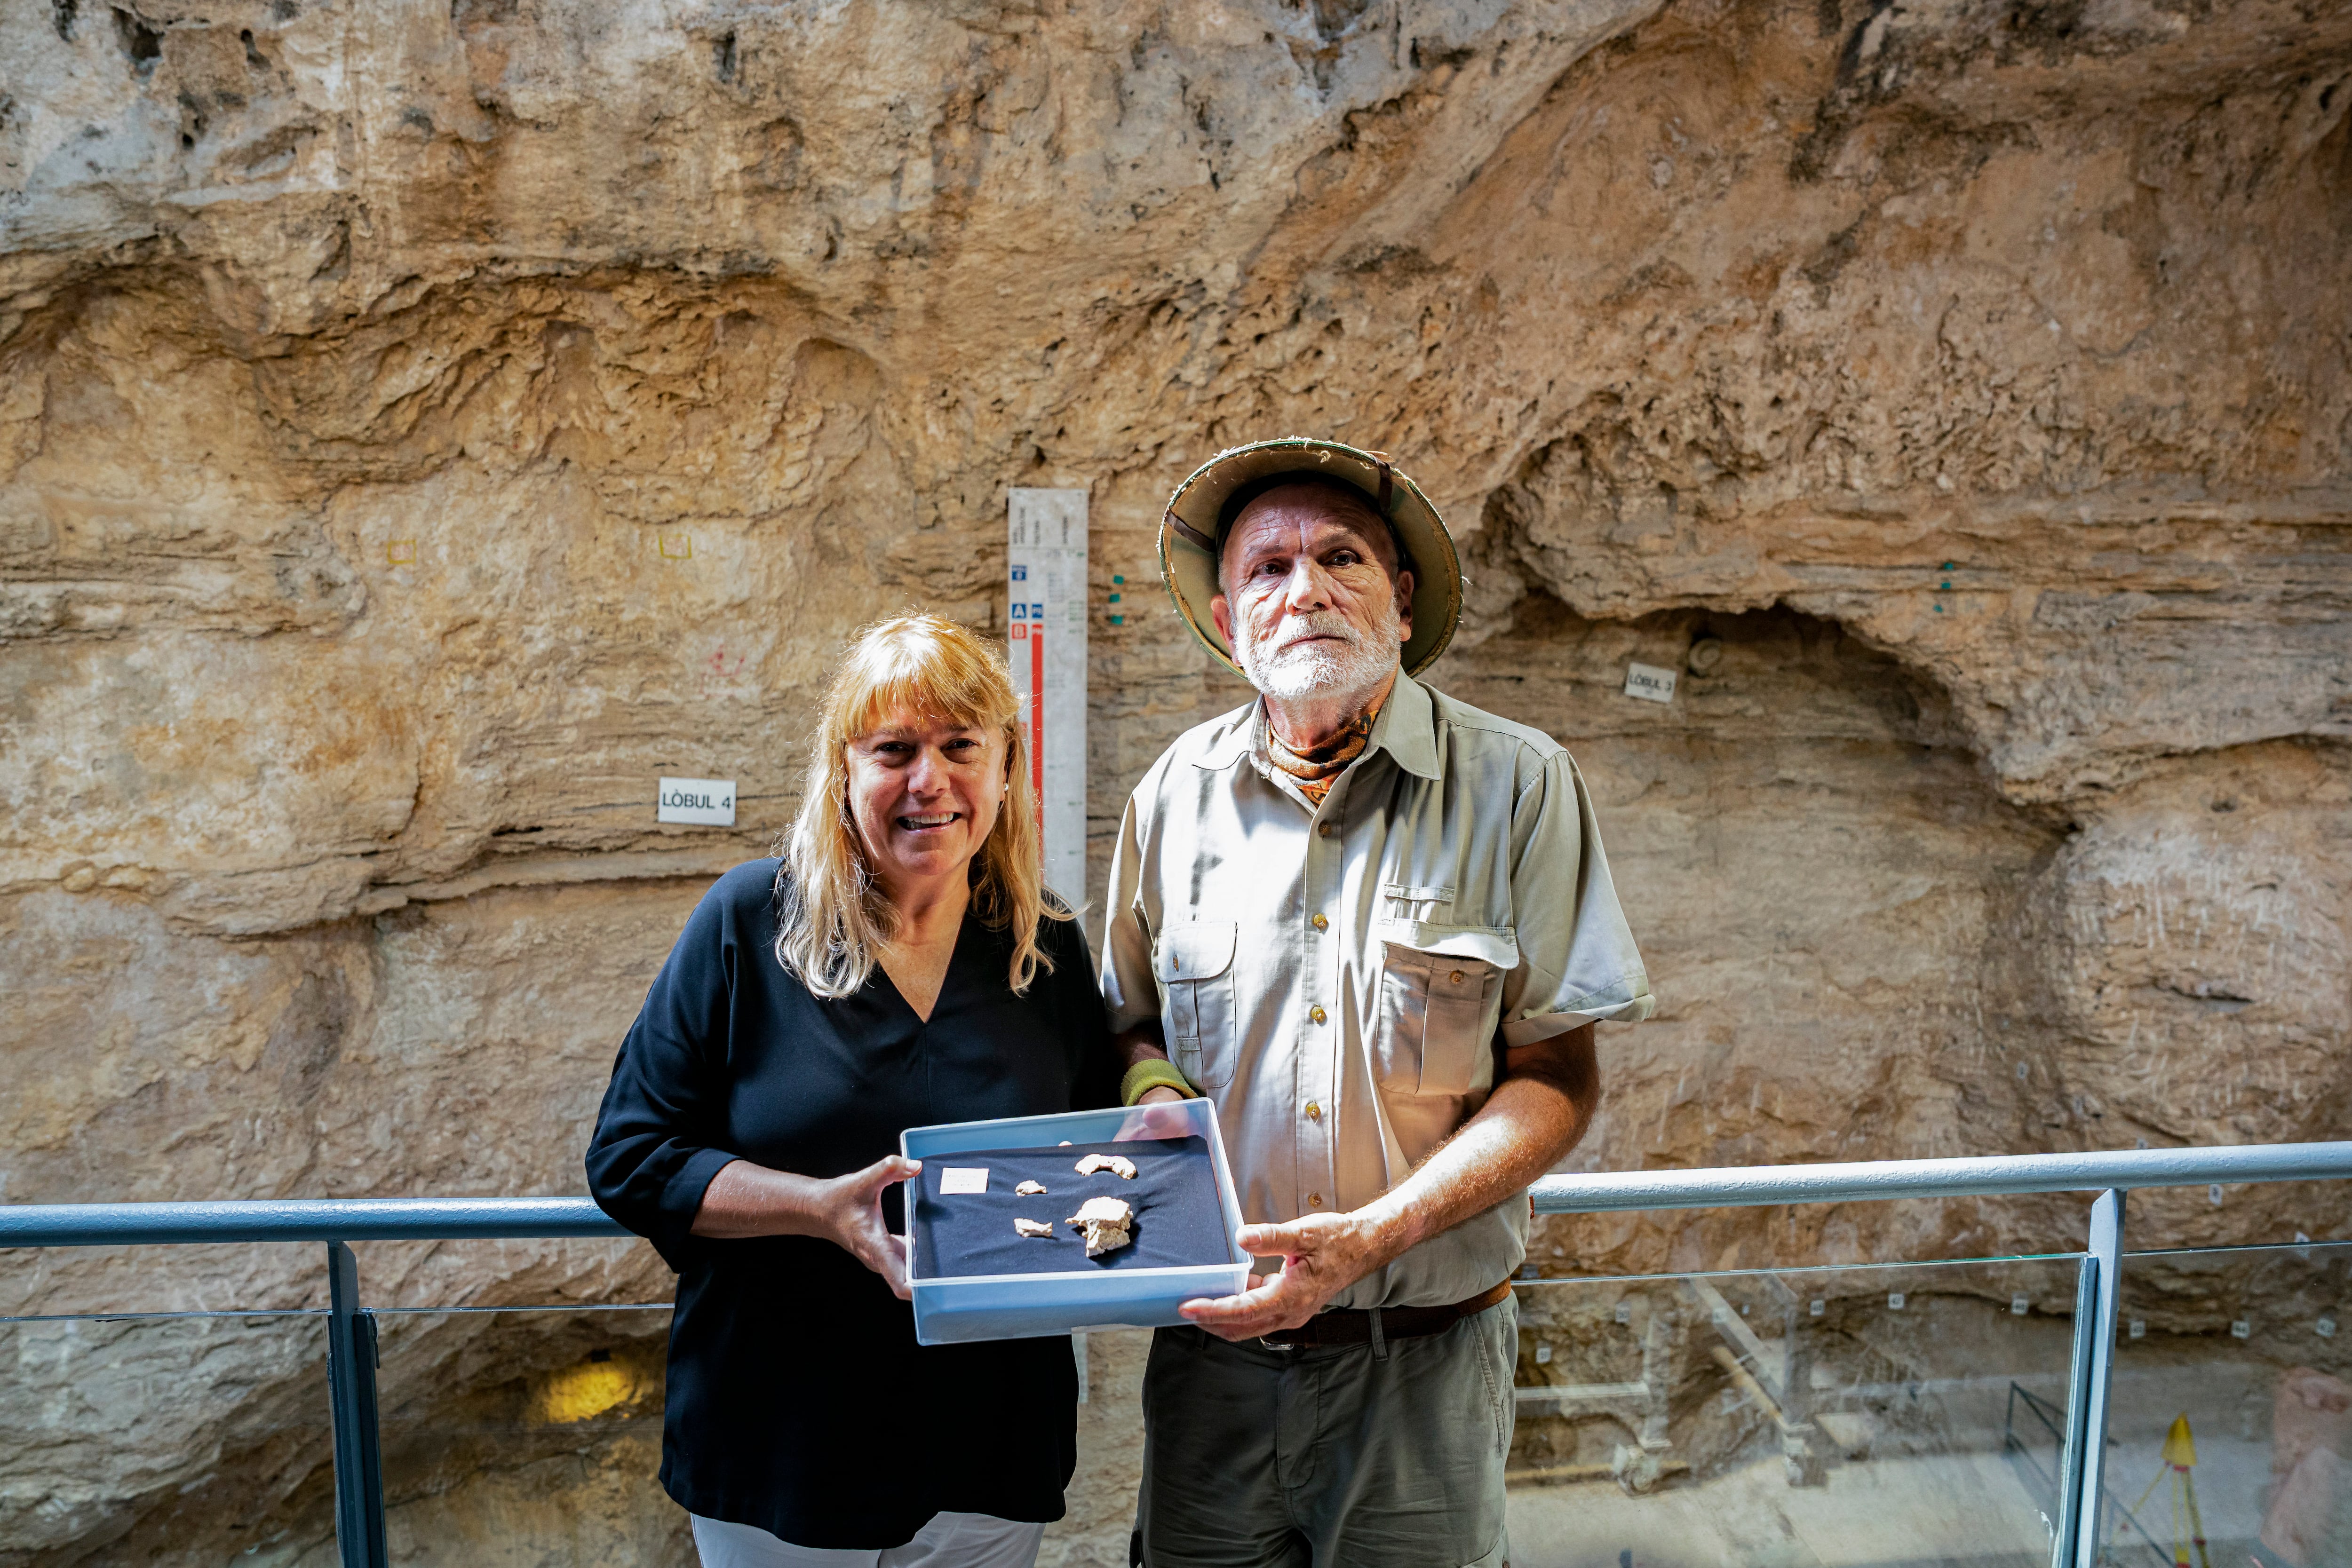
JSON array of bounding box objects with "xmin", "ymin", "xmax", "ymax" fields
[{"xmin": 1223, "ymin": 502, "xmax": 1396, "ymax": 577}]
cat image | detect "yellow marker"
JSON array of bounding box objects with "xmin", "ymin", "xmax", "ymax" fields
[
  {"xmin": 2160, "ymin": 1413, "xmax": 2197, "ymax": 1468},
  {"xmin": 2129, "ymin": 1414, "xmax": 2210, "ymax": 1568},
  {"xmin": 385, "ymin": 539, "xmax": 416, "ymax": 565},
  {"xmin": 659, "ymin": 531, "xmax": 693, "ymax": 560}
]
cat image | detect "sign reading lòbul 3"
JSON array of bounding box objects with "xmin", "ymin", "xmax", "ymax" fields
[
  {"xmin": 1622, "ymin": 662, "xmax": 1678, "ymax": 704},
  {"xmin": 657, "ymin": 776, "xmax": 736, "ymax": 827}
]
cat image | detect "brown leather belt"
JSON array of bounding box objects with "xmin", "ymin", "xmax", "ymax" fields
[{"xmin": 1257, "ymin": 1280, "xmax": 1512, "ymax": 1351}]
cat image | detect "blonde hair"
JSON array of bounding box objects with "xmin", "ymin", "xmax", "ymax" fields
[{"xmin": 775, "ymin": 613, "xmax": 1064, "ymax": 998}]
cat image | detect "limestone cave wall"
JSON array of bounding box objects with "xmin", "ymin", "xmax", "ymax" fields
[{"xmin": 2, "ymin": 0, "xmax": 2348, "ymax": 1562}]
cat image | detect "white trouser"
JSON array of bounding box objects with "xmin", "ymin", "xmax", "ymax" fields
[{"xmin": 691, "ymin": 1512, "xmax": 1044, "ymax": 1568}]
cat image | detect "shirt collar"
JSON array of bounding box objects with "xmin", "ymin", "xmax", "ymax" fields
[
  {"xmin": 1187, "ymin": 667, "xmax": 1440, "ymax": 782},
  {"xmin": 1363, "ymin": 670, "xmax": 1441, "ymax": 781},
  {"xmin": 1191, "ymin": 704, "xmax": 1257, "ymax": 770}
]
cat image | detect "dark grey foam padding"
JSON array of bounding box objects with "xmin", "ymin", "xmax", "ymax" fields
[{"xmin": 912, "ymin": 1138, "xmax": 1231, "ymax": 1278}]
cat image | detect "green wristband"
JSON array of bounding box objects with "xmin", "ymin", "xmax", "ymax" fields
[{"xmin": 1120, "ymin": 1059, "xmax": 1199, "ymax": 1106}]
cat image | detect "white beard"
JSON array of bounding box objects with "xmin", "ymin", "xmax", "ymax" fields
[{"xmin": 1232, "ymin": 601, "xmax": 1402, "ymax": 704}]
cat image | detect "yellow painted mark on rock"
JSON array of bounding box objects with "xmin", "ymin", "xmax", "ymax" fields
[{"xmin": 533, "ymin": 1357, "xmax": 636, "ymax": 1424}]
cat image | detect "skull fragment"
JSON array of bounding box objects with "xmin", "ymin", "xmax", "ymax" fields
[{"xmin": 1065, "ymin": 1196, "xmax": 1134, "ymax": 1256}]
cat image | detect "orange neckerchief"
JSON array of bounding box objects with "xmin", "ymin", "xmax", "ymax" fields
[{"xmin": 1261, "ymin": 699, "xmax": 1383, "ymax": 808}]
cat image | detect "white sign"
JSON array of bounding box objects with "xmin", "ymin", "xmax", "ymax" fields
[
  {"xmin": 939, "ymin": 1167, "xmax": 990, "ymax": 1195},
  {"xmin": 1009, "ymin": 489, "xmax": 1088, "ymax": 909},
  {"xmin": 1623, "ymin": 662, "xmax": 1678, "ymax": 704},
  {"xmin": 657, "ymin": 776, "xmax": 736, "ymax": 826}
]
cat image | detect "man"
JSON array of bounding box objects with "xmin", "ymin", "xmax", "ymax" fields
[{"xmin": 1100, "ymin": 438, "xmax": 1654, "ymax": 1568}]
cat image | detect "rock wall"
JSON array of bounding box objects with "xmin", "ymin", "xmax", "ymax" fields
[{"xmin": 3, "ymin": 0, "xmax": 2348, "ymax": 1561}]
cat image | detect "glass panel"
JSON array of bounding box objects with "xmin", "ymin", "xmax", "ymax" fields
[
  {"xmin": 0, "ymin": 1241, "xmax": 330, "ymax": 1318},
  {"xmin": 349, "ymin": 1235, "xmax": 667, "ymax": 1314},
  {"xmin": 1508, "ymin": 1256, "xmax": 2084, "ymax": 1567},
  {"xmin": 0, "ymin": 1311, "xmax": 338, "ymax": 1564},
  {"xmin": 372, "ymin": 1306, "xmax": 684, "ymax": 1566},
  {"xmin": 0, "ymin": 1234, "xmax": 666, "ymax": 1319},
  {"xmin": 2105, "ymin": 1241, "xmax": 2352, "ymax": 1568}
]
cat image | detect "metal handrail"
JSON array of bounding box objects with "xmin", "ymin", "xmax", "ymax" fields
[
  {"xmin": 0, "ymin": 1195, "xmax": 622, "ymax": 1248},
  {"xmin": 6, "ymin": 1140, "xmax": 2345, "ymax": 1248},
  {"xmin": 1528, "ymin": 1139, "xmax": 2352, "ymax": 1214}
]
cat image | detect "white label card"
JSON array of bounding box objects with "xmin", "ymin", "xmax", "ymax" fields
[
  {"xmin": 657, "ymin": 776, "xmax": 737, "ymax": 826},
  {"xmin": 939, "ymin": 1167, "xmax": 990, "ymax": 1195},
  {"xmin": 1623, "ymin": 663, "xmax": 1678, "ymax": 704}
]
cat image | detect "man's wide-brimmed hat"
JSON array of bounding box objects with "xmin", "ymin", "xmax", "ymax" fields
[{"xmin": 1157, "ymin": 437, "xmax": 1463, "ymax": 679}]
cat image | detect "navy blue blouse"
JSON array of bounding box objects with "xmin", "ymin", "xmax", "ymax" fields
[{"xmin": 585, "ymin": 860, "xmax": 1118, "ymax": 1549}]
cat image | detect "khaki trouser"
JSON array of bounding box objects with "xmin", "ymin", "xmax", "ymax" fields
[{"xmin": 1136, "ymin": 1294, "xmax": 1517, "ymax": 1568}]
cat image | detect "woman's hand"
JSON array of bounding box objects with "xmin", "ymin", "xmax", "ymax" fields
[
  {"xmin": 690, "ymin": 1154, "xmax": 923, "ymax": 1299},
  {"xmin": 818, "ymin": 1155, "xmax": 922, "ymax": 1298}
]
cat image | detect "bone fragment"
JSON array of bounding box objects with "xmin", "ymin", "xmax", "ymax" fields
[
  {"xmin": 1013, "ymin": 1217, "xmax": 1053, "ymax": 1238},
  {"xmin": 1066, "ymin": 1196, "xmax": 1134, "ymax": 1257},
  {"xmin": 1015, "ymin": 1180, "xmax": 1047, "ymax": 1196},
  {"xmin": 1073, "ymin": 1153, "xmax": 1138, "ymax": 1180}
]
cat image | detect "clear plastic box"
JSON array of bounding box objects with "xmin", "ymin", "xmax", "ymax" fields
[{"xmin": 900, "ymin": 1097, "xmax": 1250, "ymax": 1345}]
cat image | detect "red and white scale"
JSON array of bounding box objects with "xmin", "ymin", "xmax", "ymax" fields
[{"xmin": 1007, "ymin": 489, "xmax": 1088, "ymax": 909}]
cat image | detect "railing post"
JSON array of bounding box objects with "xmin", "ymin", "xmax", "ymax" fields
[
  {"xmin": 326, "ymin": 1241, "xmax": 388, "ymax": 1568},
  {"xmin": 2051, "ymin": 1251, "xmax": 2099, "ymax": 1566},
  {"xmin": 2061, "ymin": 1189, "xmax": 2125, "ymax": 1568}
]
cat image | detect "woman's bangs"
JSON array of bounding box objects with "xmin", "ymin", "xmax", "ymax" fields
[{"xmin": 835, "ymin": 625, "xmax": 1010, "ymax": 740}]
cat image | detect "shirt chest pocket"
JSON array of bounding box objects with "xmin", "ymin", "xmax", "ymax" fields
[
  {"xmin": 1376, "ymin": 927, "xmax": 1518, "ymax": 1097},
  {"xmin": 1153, "ymin": 921, "xmax": 1239, "ymax": 1090}
]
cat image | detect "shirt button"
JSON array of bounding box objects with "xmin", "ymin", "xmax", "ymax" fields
[
  {"xmin": 1309, "ymin": 1005, "xmax": 1327, "ymax": 1025},
  {"xmin": 1308, "ymin": 1193, "xmax": 1324, "ymax": 1208},
  {"xmin": 1450, "ymin": 969, "xmax": 1464, "ymax": 985},
  {"xmin": 1305, "ymin": 1101, "xmax": 1322, "ymax": 1122},
  {"xmin": 1317, "ymin": 823, "xmax": 1336, "ymax": 839},
  {"xmin": 1311, "ymin": 913, "xmax": 1329, "ymax": 932}
]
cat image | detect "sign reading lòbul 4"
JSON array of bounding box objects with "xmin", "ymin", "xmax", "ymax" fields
[{"xmin": 657, "ymin": 776, "xmax": 736, "ymax": 826}]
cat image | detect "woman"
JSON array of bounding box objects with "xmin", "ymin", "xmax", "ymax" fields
[{"xmin": 587, "ymin": 614, "xmax": 1119, "ymax": 1568}]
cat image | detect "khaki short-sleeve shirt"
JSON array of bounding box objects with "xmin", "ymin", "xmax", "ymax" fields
[{"xmin": 1101, "ymin": 672, "xmax": 1654, "ymax": 1310}]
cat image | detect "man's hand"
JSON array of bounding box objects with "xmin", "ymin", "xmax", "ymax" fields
[
  {"xmin": 1136, "ymin": 1085, "xmax": 1186, "ymax": 1106},
  {"xmin": 1179, "ymin": 1209, "xmax": 1405, "ymax": 1340}
]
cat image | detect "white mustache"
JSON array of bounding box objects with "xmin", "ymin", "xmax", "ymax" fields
[{"xmin": 1264, "ymin": 613, "xmax": 1362, "ymax": 653}]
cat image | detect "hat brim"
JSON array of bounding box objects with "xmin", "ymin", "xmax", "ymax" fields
[{"xmin": 1157, "ymin": 438, "xmax": 1463, "ymax": 680}]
